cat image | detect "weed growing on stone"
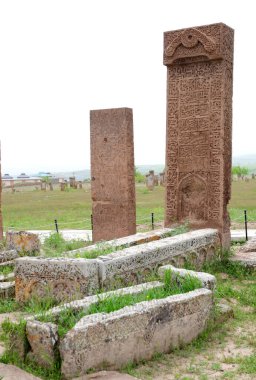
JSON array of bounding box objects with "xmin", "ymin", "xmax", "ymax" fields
[
  {"xmin": 73, "ymin": 241, "xmax": 129, "ymax": 259},
  {"xmin": 0, "ymin": 299, "xmax": 20, "ymax": 314},
  {"xmin": 37, "ymin": 270, "xmax": 202, "ymax": 338},
  {"xmin": 161, "ymin": 222, "xmax": 190, "ymax": 239},
  {"xmin": 0, "ymin": 265, "xmax": 13, "ymax": 276}
]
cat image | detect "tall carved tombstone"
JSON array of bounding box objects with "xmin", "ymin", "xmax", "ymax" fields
[
  {"xmin": 90, "ymin": 108, "xmax": 136, "ymax": 242},
  {"xmin": 163, "ymin": 23, "xmax": 234, "ymax": 247},
  {"xmin": 0, "ymin": 143, "xmax": 3, "ymax": 240}
]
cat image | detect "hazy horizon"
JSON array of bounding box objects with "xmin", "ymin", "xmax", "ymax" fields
[{"xmin": 3, "ymin": 154, "xmax": 256, "ymax": 177}]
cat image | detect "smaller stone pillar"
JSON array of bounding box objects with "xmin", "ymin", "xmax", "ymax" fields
[
  {"xmin": 60, "ymin": 182, "xmax": 67, "ymax": 191},
  {"xmin": 159, "ymin": 171, "xmax": 165, "ymax": 186},
  {"xmin": 69, "ymin": 177, "xmax": 76, "ymax": 188},
  {"xmin": 90, "ymin": 107, "xmax": 136, "ymax": 242},
  {"xmin": 146, "ymin": 170, "xmax": 155, "ymax": 190}
]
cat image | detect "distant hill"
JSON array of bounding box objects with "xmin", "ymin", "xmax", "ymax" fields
[
  {"xmin": 52, "ymin": 165, "xmax": 165, "ymax": 180},
  {"xmin": 53, "ymin": 169, "xmax": 91, "ymax": 181},
  {"xmin": 232, "ymin": 154, "xmax": 256, "ymax": 173},
  {"xmin": 47, "ymin": 155, "xmax": 256, "ymax": 180}
]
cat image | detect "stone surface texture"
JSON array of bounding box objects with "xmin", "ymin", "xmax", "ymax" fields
[
  {"xmin": 15, "ymin": 229, "xmax": 219, "ymax": 301},
  {"xmin": 0, "ymin": 249, "xmax": 18, "ymax": 263},
  {"xmin": 60, "ymin": 288, "xmax": 213, "ymax": 378},
  {"xmin": 99, "ymin": 229, "xmax": 219, "ymax": 288},
  {"xmin": 232, "ymin": 237, "xmax": 256, "ymax": 268},
  {"xmin": 15, "ymin": 257, "xmax": 99, "ymax": 302},
  {"xmin": 74, "ymin": 371, "xmax": 139, "ymax": 379},
  {"xmin": 6, "ymin": 231, "xmax": 41, "ymax": 254},
  {"xmin": 158, "ymin": 264, "xmax": 216, "ymax": 290},
  {"xmin": 90, "ymin": 108, "xmax": 136, "ymax": 242},
  {"xmin": 215, "ymin": 302, "xmax": 234, "ymax": 324},
  {"xmin": 66, "ymin": 228, "xmax": 174, "ymax": 257},
  {"xmin": 0, "ymin": 363, "xmax": 42, "ymax": 380},
  {"xmin": 26, "ymin": 320, "xmax": 58, "ymax": 368},
  {"xmin": 164, "ymin": 23, "xmax": 234, "ymax": 248}
]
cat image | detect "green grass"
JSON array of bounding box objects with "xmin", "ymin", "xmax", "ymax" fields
[
  {"xmin": 0, "ymin": 299, "xmax": 20, "ymax": 314},
  {"xmin": 0, "ymin": 265, "xmax": 13, "ymax": 276},
  {"xmin": 2, "ymin": 181, "xmax": 256, "ymax": 231},
  {"xmin": 37, "ymin": 270, "xmax": 202, "ymax": 338},
  {"xmin": 0, "ymin": 292, "xmax": 59, "ymax": 315},
  {"xmin": 42, "ymin": 232, "xmax": 90, "ymax": 257}
]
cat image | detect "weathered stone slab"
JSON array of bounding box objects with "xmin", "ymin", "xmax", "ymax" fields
[
  {"xmin": 231, "ymin": 237, "xmax": 256, "ymax": 268},
  {"xmin": 0, "ymin": 363, "xmax": 42, "ymax": 380},
  {"xmin": 158, "ymin": 265, "xmax": 216, "ymax": 290},
  {"xmin": 6, "ymin": 231, "xmax": 40, "ymax": 254},
  {"xmin": 0, "ymin": 281, "xmax": 15, "ymax": 299},
  {"xmin": 26, "ymin": 320, "xmax": 58, "ymax": 368},
  {"xmin": 164, "ymin": 23, "xmax": 234, "ymax": 248},
  {"xmin": 90, "ymin": 108, "xmax": 136, "ymax": 242},
  {"xmin": 65, "ymin": 228, "xmax": 174, "ymax": 257},
  {"xmin": 15, "ymin": 229, "xmax": 219, "ymax": 302},
  {"xmin": 15, "ymin": 257, "xmax": 100, "ymax": 302},
  {"xmin": 215, "ymin": 302, "xmax": 234, "ymax": 324},
  {"xmin": 74, "ymin": 371, "xmax": 139, "ymax": 380},
  {"xmin": 0, "ymin": 249, "xmax": 18, "ymax": 263},
  {"xmin": 99, "ymin": 229, "xmax": 219, "ymax": 288},
  {"xmin": 60, "ymin": 288, "xmax": 213, "ymax": 378}
]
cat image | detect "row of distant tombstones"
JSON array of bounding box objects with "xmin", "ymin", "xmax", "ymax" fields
[
  {"xmin": 145, "ymin": 171, "xmax": 256, "ymax": 190},
  {"xmin": 145, "ymin": 170, "xmax": 165, "ymax": 190}
]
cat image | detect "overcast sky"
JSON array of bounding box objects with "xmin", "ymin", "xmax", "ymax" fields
[{"xmin": 0, "ymin": 0, "xmax": 255, "ymax": 174}]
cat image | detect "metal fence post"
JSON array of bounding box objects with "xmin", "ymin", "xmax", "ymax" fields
[
  {"xmin": 151, "ymin": 212, "xmax": 154, "ymax": 230},
  {"xmin": 244, "ymin": 210, "xmax": 248, "ymax": 241},
  {"xmin": 91, "ymin": 214, "xmax": 93, "ymax": 231},
  {"xmin": 54, "ymin": 219, "xmax": 59, "ymax": 234}
]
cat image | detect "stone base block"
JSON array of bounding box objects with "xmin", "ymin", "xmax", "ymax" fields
[
  {"xmin": 26, "ymin": 321, "xmax": 58, "ymax": 368},
  {"xmin": 15, "ymin": 257, "xmax": 100, "ymax": 302},
  {"xmin": 6, "ymin": 231, "xmax": 40, "ymax": 254}
]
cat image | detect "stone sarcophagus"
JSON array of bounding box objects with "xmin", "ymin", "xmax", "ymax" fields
[
  {"xmin": 163, "ymin": 23, "xmax": 234, "ymax": 247},
  {"xmin": 90, "ymin": 108, "xmax": 136, "ymax": 242}
]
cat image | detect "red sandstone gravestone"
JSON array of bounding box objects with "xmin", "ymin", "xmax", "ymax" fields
[
  {"xmin": 90, "ymin": 108, "xmax": 136, "ymax": 242},
  {"xmin": 163, "ymin": 23, "xmax": 234, "ymax": 247}
]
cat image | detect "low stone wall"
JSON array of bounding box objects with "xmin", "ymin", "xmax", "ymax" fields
[
  {"xmin": 23, "ymin": 282, "xmax": 165, "ymax": 368},
  {"xmin": 65, "ymin": 227, "xmax": 174, "ymax": 257},
  {"xmin": 15, "ymin": 229, "xmax": 220, "ymax": 302},
  {"xmin": 99, "ymin": 229, "xmax": 219, "ymax": 288},
  {"xmin": 15, "ymin": 258, "xmax": 99, "ymax": 302},
  {"xmin": 60, "ymin": 288, "xmax": 213, "ymax": 378}
]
